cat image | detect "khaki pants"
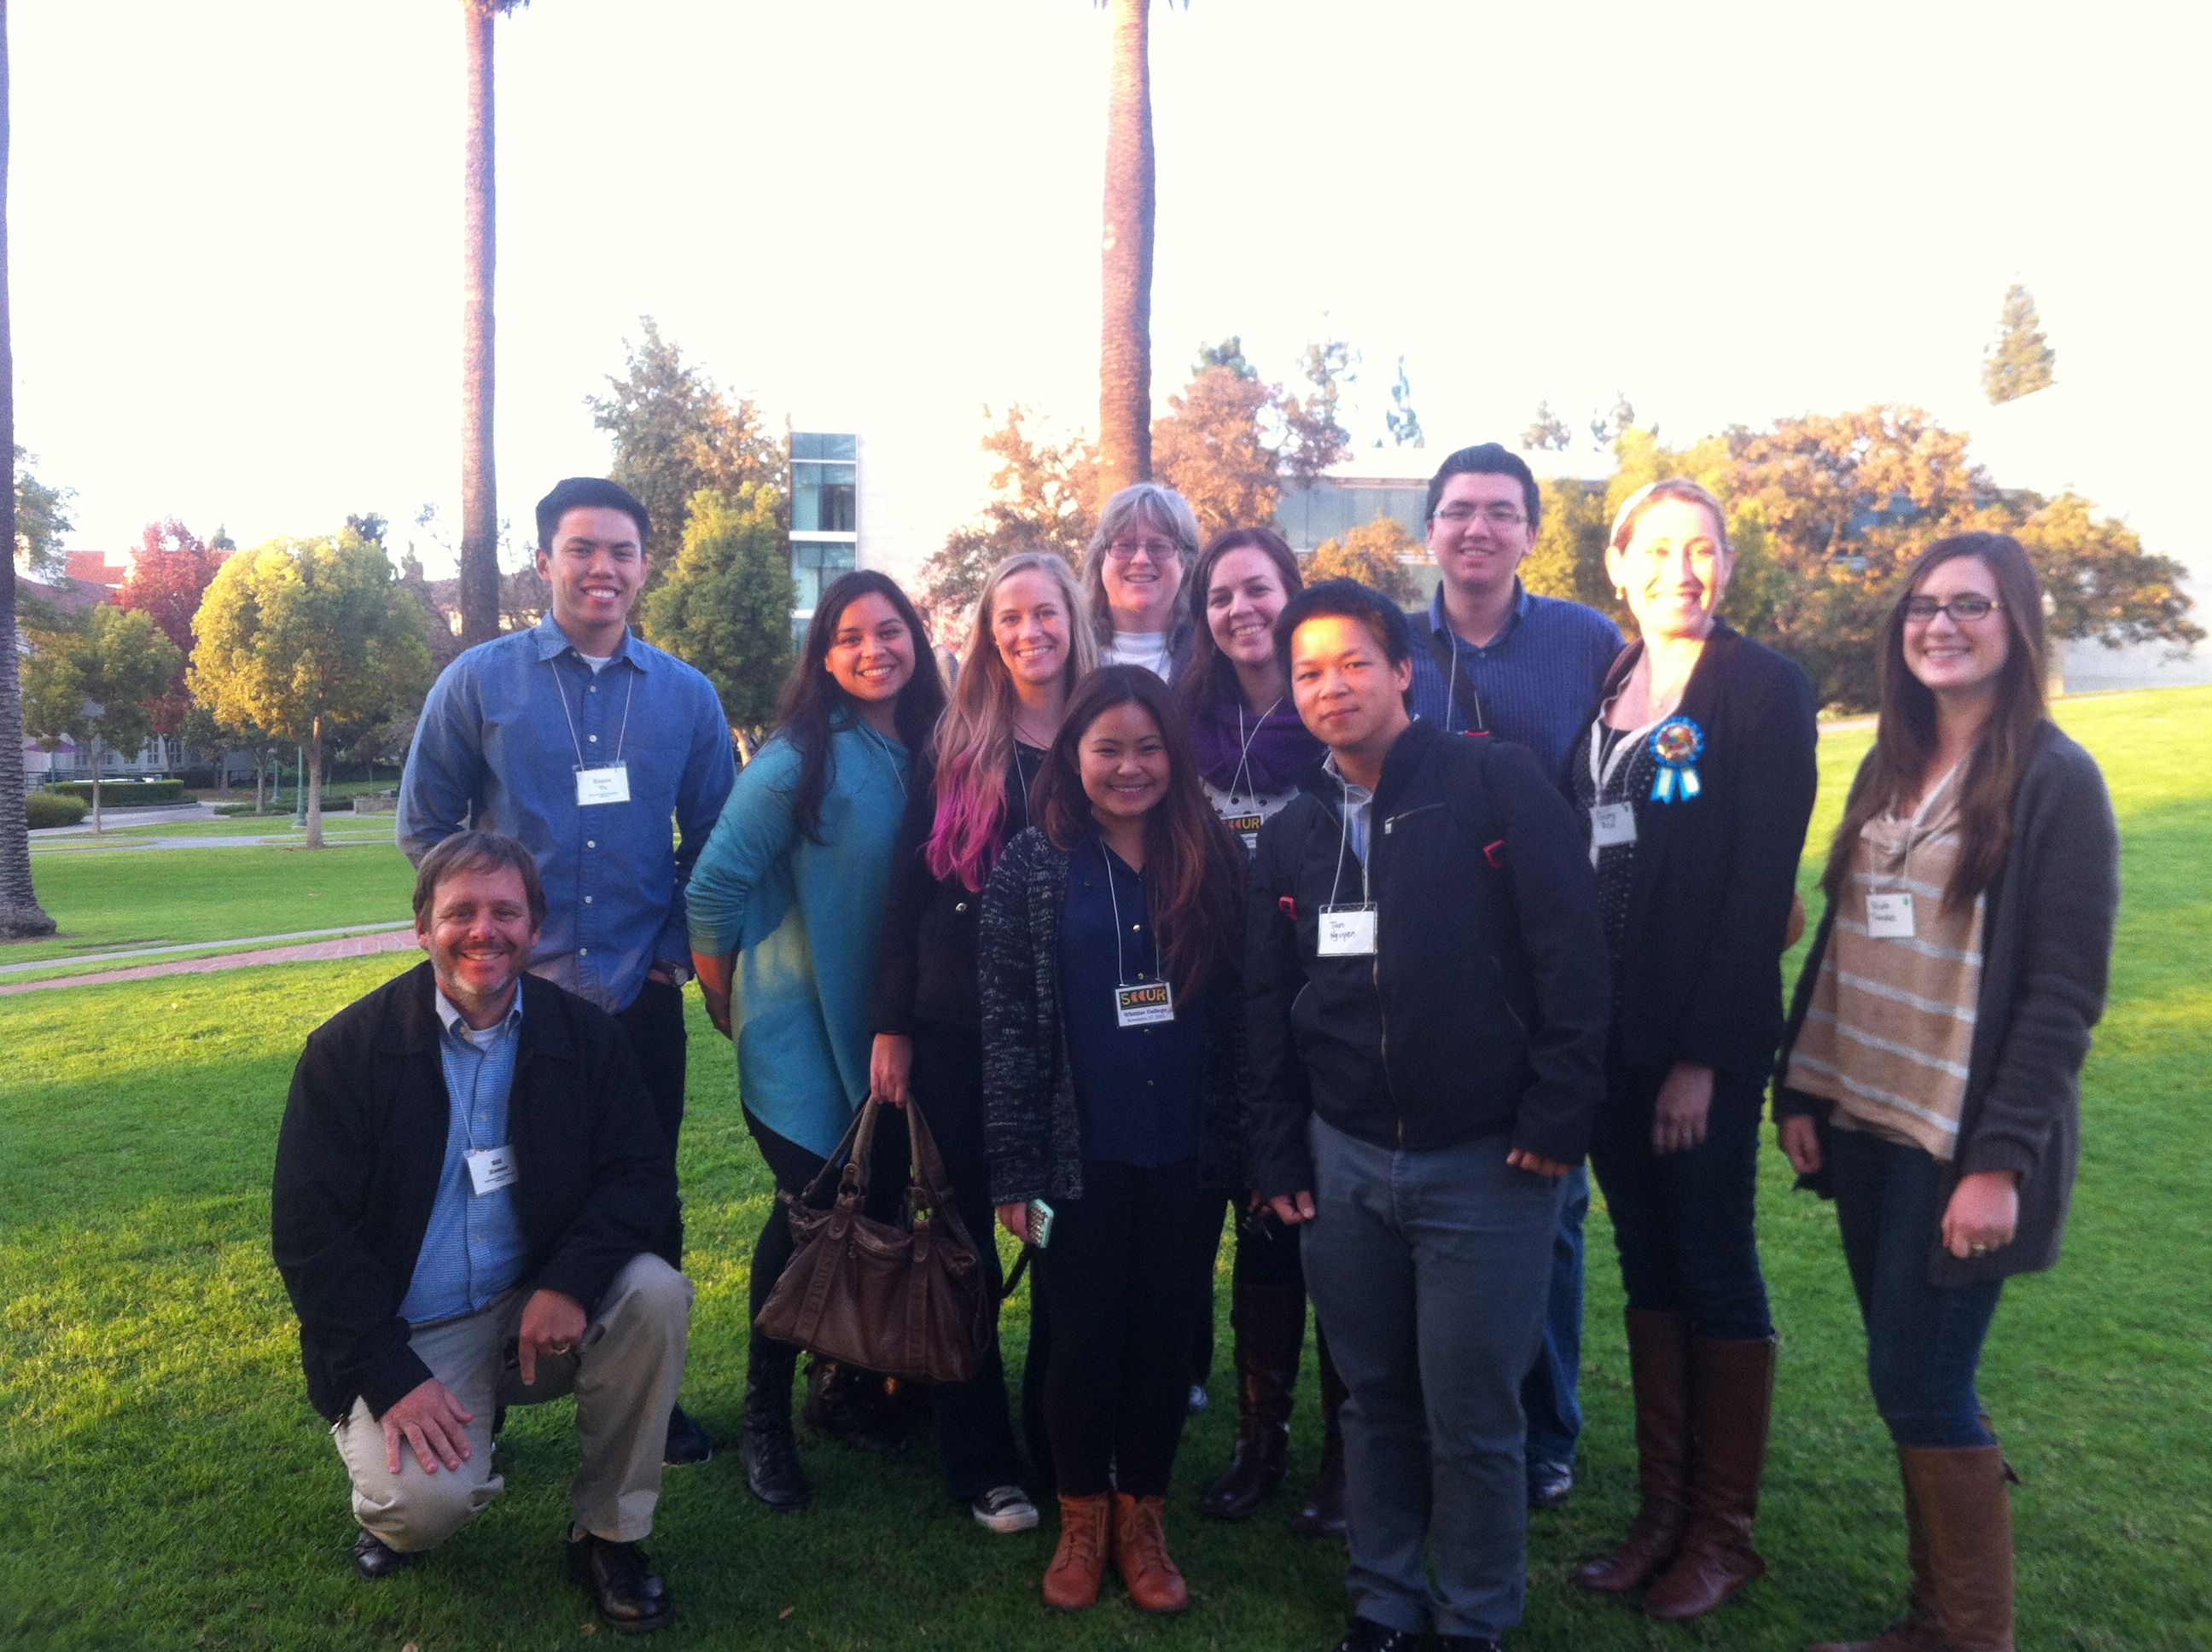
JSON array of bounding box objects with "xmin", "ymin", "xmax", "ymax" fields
[{"xmin": 334, "ymin": 1254, "xmax": 691, "ymax": 1552}]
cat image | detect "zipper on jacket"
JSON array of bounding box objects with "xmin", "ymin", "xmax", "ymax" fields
[{"xmin": 1374, "ymin": 809, "xmax": 1414, "ymax": 1147}]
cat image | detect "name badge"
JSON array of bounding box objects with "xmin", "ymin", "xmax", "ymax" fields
[
  {"xmin": 1591, "ymin": 802, "xmax": 1638, "ymax": 849},
  {"xmin": 466, "ymin": 1145, "xmax": 519, "ymax": 1195},
  {"xmin": 1866, "ymin": 892, "xmax": 1916, "ymax": 939},
  {"xmin": 574, "ymin": 764, "xmax": 632, "ymax": 806},
  {"xmin": 1318, "ymin": 905, "xmax": 1378, "ymax": 957},
  {"xmin": 1115, "ymin": 980, "xmax": 1176, "ymax": 1027},
  {"xmin": 1224, "ymin": 811, "xmax": 1264, "ymax": 854}
]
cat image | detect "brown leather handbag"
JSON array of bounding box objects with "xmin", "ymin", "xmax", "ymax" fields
[{"xmin": 753, "ymin": 1096, "xmax": 994, "ymax": 1384}]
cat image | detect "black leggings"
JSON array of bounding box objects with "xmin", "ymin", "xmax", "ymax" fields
[
  {"xmin": 1037, "ymin": 1158, "xmax": 1216, "ymax": 1498},
  {"xmin": 615, "ymin": 977, "xmax": 687, "ymax": 1266}
]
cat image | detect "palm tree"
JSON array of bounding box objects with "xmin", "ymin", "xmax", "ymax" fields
[
  {"xmin": 0, "ymin": 0, "xmax": 56, "ymax": 938},
  {"xmin": 459, "ymin": 0, "xmax": 528, "ymax": 648},
  {"xmin": 1097, "ymin": 0, "xmax": 1162, "ymax": 504}
]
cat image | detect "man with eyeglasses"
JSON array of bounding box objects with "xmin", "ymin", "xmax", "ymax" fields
[{"xmin": 1410, "ymin": 442, "xmax": 1624, "ymax": 1513}]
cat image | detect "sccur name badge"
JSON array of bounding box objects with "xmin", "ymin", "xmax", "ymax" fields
[
  {"xmin": 1115, "ymin": 980, "xmax": 1176, "ymax": 1027},
  {"xmin": 574, "ymin": 763, "xmax": 632, "ymax": 806},
  {"xmin": 1224, "ymin": 811, "xmax": 1264, "ymax": 853},
  {"xmin": 1318, "ymin": 905, "xmax": 1378, "ymax": 957}
]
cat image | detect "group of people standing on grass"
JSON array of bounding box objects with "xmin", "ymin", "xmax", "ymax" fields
[{"xmin": 267, "ymin": 446, "xmax": 2117, "ymax": 1652}]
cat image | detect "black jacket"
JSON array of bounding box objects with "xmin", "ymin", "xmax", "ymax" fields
[
  {"xmin": 271, "ymin": 963, "xmax": 676, "ymax": 1421},
  {"xmin": 1245, "ymin": 719, "xmax": 1610, "ymax": 1200},
  {"xmin": 1588, "ymin": 621, "xmax": 1819, "ymax": 1076},
  {"xmin": 979, "ymin": 827, "xmax": 1246, "ymax": 1204},
  {"xmin": 1774, "ymin": 722, "xmax": 2117, "ymax": 1286}
]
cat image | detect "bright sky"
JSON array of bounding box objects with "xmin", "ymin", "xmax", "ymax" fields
[{"xmin": 15, "ymin": 0, "xmax": 2209, "ymax": 592}]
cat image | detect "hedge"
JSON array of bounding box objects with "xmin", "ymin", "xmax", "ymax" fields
[
  {"xmin": 47, "ymin": 778, "xmax": 185, "ymax": 806},
  {"xmin": 26, "ymin": 791, "xmax": 90, "ymax": 828}
]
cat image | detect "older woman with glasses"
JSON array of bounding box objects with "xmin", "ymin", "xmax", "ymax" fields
[{"xmin": 1080, "ymin": 482, "xmax": 1203, "ymax": 683}]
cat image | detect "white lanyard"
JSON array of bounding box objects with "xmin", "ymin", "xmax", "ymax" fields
[
  {"xmin": 553, "ymin": 658, "xmax": 635, "ymax": 771},
  {"xmin": 1230, "ymin": 698, "xmax": 1282, "ymax": 802},
  {"xmin": 1100, "ymin": 840, "xmax": 1177, "ymax": 1024}
]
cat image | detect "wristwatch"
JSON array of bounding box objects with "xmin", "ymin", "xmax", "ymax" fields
[{"xmin": 650, "ymin": 958, "xmax": 694, "ymax": 988}]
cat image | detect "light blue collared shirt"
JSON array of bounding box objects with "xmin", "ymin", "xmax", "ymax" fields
[
  {"xmin": 397, "ymin": 615, "xmax": 736, "ymax": 1013},
  {"xmin": 398, "ymin": 990, "xmax": 528, "ymax": 1327}
]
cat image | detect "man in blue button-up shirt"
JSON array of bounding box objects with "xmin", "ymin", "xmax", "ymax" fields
[{"xmin": 398, "ymin": 477, "xmax": 734, "ymax": 1464}]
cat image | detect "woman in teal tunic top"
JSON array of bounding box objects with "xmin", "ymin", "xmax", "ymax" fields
[{"xmin": 689, "ymin": 569, "xmax": 946, "ymax": 1513}]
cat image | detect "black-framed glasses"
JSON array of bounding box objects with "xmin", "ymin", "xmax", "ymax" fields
[
  {"xmin": 1902, "ymin": 594, "xmax": 2002, "ymax": 625},
  {"xmin": 1431, "ymin": 503, "xmax": 1527, "ymax": 529}
]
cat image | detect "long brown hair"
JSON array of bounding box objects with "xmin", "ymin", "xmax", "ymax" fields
[
  {"xmin": 1821, "ymin": 532, "xmax": 2049, "ymax": 908},
  {"xmin": 1178, "ymin": 525, "xmax": 1304, "ymax": 722},
  {"xmin": 1033, "ymin": 666, "xmax": 1244, "ymax": 999}
]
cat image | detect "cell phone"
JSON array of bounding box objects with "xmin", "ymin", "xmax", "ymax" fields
[{"xmin": 1026, "ymin": 1198, "xmax": 1056, "ymax": 1249}]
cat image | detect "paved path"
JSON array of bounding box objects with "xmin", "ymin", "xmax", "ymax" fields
[
  {"xmin": 0, "ymin": 928, "xmax": 420, "ymax": 997},
  {"xmin": 32, "ymin": 829, "xmax": 393, "ymax": 852},
  {"xmin": 0, "ymin": 922, "xmax": 414, "ymax": 979},
  {"xmin": 36, "ymin": 801, "xmax": 218, "ymax": 834}
]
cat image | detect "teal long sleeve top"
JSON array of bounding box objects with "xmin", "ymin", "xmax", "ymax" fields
[{"xmin": 686, "ymin": 716, "xmax": 912, "ymax": 1159}]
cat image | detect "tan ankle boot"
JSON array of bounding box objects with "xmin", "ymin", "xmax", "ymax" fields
[
  {"xmin": 1041, "ymin": 1494, "xmax": 1112, "ymax": 1610},
  {"xmin": 1111, "ymin": 1492, "xmax": 1189, "ymax": 1613}
]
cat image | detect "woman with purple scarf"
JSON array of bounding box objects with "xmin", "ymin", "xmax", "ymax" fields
[{"xmin": 1177, "ymin": 527, "xmax": 1348, "ymax": 1536}]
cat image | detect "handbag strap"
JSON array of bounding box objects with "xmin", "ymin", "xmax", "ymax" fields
[
  {"xmin": 794, "ymin": 1099, "xmax": 879, "ymax": 1209},
  {"xmin": 899, "ymin": 1097, "xmax": 979, "ymax": 1254}
]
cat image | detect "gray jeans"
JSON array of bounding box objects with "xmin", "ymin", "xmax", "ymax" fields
[
  {"xmin": 333, "ymin": 1254, "xmax": 692, "ymax": 1551},
  {"xmin": 1300, "ymin": 1116, "xmax": 1564, "ymax": 1640}
]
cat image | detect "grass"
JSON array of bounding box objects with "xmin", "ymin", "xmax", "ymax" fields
[{"xmin": 2, "ymin": 688, "xmax": 2209, "ymax": 1650}]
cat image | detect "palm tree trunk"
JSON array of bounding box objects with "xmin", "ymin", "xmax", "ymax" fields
[
  {"xmin": 457, "ymin": 0, "xmax": 500, "ymax": 647},
  {"xmin": 305, "ymin": 714, "xmax": 325, "ymax": 850},
  {"xmin": 0, "ymin": 0, "xmax": 55, "ymax": 939},
  {"xmin": 1097, "ymin": 0, "xmax": 1155, "ymax": 505}
]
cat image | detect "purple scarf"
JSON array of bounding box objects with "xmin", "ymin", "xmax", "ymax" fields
[{"xmin": 1190, "ymin": 694, "xmax": 1325, "ymax": 794}]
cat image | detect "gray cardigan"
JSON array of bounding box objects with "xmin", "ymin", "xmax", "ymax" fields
[
  {"xmin": 978, "ymin": 827, "xmax": 1245, "ymax": 1206},
  {"xmin": 1774, "ymin": 720, "xmax": 2119, "ymax": 1287}
]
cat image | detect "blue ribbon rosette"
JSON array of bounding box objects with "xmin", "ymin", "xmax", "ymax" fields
[{"xmin": 1648, "ymin": 716, "xmax": 1705, "ymax": 804}]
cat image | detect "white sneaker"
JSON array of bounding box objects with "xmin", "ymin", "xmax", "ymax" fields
[{"xmin": 970, "ymin": 1484, "xmax": 1040, "ymax": 1533}]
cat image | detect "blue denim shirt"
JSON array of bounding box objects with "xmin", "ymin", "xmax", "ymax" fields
[
  {"xmin": 398, "ymin": 991, "xmax": 528, "ymax": 1326},
  {"xmin": 397, "ymin": 616, "xmax": 736, "ymax": 1013},
  {"xmin": 1408, "ymin": 582, "xmax": 1624, "ymax": 782}
]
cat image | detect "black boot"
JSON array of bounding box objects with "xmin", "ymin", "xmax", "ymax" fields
[
  {"xmin": 1200, "ymin": 1275, "xmax": 1303, "ymax": 1520},
  {"xmin": 741, "ymin": 1341, "xmax": 812, "ymax": 1512},
  {"xmin": 803, "ymin": 1357, "xmax": 907, "ymax": 1455},
  {"xmin": 1289, "ymin": 1323, "xmax": 1348, "ymax": 1539}
]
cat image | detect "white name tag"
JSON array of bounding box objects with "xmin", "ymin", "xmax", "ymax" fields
[
  {"xmin": 574, "ymin": 764, "xmax": 632, "ymax": 806},
  {"xmin": 1866, "ymin": 892, "xmax": 1916, "ymax": 939},
  {"xmin": 1318, "ymin": 905, "xmax": 1379, "ymax": 957},
  {"xmin": 466, "ymin": 1144, "xmax": 519, "ymax": 1195},
  {"xmin": 1591, "ymin": 802, "xmax": 1638, "ymax": 849},
  {"xmin": 1114, "ymin": 980, "xmax": 1176, "ymax": 1027}
]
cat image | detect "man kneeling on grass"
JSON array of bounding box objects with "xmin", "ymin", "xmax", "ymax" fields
[{"xmin": 272, "ymin": 829, "xmax": 691, "ymax": 1634}]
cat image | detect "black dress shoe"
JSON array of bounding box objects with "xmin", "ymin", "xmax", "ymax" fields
[
  {"xmin": 741, "ymin": 1411, "xmax": 814, "ymax": 1511},
  {"xmin": 1435, "ymin": 1639, "xmax": 1502, "ymax": 1652},
  {"xmin": 566, "ymin": 1529, "xmax": 673, "ymax": 1634},
  {"xmin": 1528, "ymin": 1460, "xmax": 1575, "ymax": 1509},
  {"xmin": 663, "ymin": 1402, "xmax": 713, "ymax": 1467},
  {"xmin": 352, "ymin": 1530, "xmax": 419, "ymax": 1579},
  {"xmin": 1330, "ymin": 1618, "xmax": 1424, "ymax": 1652}
]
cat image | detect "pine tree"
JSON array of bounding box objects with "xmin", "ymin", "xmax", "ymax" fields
[{"xmin": 1982, "ymin": 283, "xmax": 2056, "ymax": 404}]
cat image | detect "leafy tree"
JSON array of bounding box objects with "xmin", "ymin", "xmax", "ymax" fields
[
  {"xmin": 12, "ymin": 445, "xmax": 69, "ymax": 579},
  {"xmin": 2011, "ymin": 492, "xmax": 2202, "ymax": 654},
  {"xmin": 0, "ymin": 9, "xmax": 58, "ymax": 937},
  {"xmin": 1278, "ymin": 338, "xmax": 1356, "ymax": 486},
  {"xmin": 1982, "ymin": 282, "xmax": 2055, "ymax": 405},
  {"xmin": 641, "ymin": 486, "xmax": 792, "ymax": 758},
  {"xmin": 1590, "ymin": 391, "xmax": 1637, "ymax": 451},
  {"xmin": 20, "ymin": 607, "xmax": 181, "ymax": 833},
  {"xmin": 1521, "ymin": 400, "xmax": 1572, "ymax": 453},
  {"xmin": 1154, "ymin": 364, "xmax": 1279, "ymax": 544},
  {"xmin": 587, "ymin": 317, "xmax": 783, "ymax": 595},
  {"xmin": 1195, "ymin": 336, "xmax": 1257, "ymax": 380},
  {"xmin": 1307, "ymin": 514, "xmax": 1423, "ymax": 606},
  {"xmin": 1385, "ymin": 356, "xmax": 1424, "ymax": 449},
  {"xmin": 117, "ymin": 519, "xmax": 221, "ymax": 738},
  {"xmin": 458, "ymin": 0, "xmax": 531, "ymax": 647},
  {"xmin": 189, "ymin": 529, "xmax": 434, "ymax": 847},
  {"xmin": 1520, "ymin": 477, "xmax": 1615, "ymax": 615}
]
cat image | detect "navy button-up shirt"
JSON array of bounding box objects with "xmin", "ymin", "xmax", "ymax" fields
[
  {"xmin": 398, "ymin": 616, "xmax": 736, "ymax": 1013},
  {"xmin": 1408, "ymin": 582, "xmax": 1624, "ymax": 782},
  {"xmin": 398, "ymin": 990, "xmax": 528, "ymax": 1326}
]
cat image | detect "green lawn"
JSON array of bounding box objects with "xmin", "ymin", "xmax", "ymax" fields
[{"xmin": 3, "ymin": 689, "xmax": 2208, "ymax": 1650}]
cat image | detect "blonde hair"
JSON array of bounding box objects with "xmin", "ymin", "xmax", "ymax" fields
[
  {"xmin": 1081, "ymin": 482, "xmax": 1202, "ymax": 643},
  {"xmin": 1609, "ymin": 477, "xmax": 1732, "ymax": 556}
]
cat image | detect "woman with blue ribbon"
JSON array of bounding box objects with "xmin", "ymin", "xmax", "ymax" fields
[{"xmin": 1567, "ymin": 480, "xmax": 1819, "ymax": 1622}]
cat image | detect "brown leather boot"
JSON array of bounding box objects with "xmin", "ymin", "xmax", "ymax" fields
[
  {"xmin": 1573, "ymin": 1308, "xmax": 1691, "ymax": 1593},
  {"xmin": 1041, "ymin": 1494, "xmax": 1112, "ymax": 1610},
  {"xmin": 1289, "ymin": 1325, "xmax": 1348, "ymax": 1538},
  {"xmin": 1809, "ymin": 1446, "xmax": 1938, "ymax": 1652},
  {"xmin": 1644, "ymin": 1334, "xmax": 1776, "ymax": 1620},
  {"xmin": 1111, "ymin": 1492, "xmax": 1189, "ymax": 1613},
  {"xmin": 1903, "ymin": 1443, "xmax": 2015, "ymax": 1651},
  {"xmin": 1200, "ymin": 1275, "xmax": 1303, "ymax": 1520}
]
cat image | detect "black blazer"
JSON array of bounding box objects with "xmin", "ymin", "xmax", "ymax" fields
[
  {"xmin": 1589, "ymin": 620, "xmax": 1818, "ymax": 1079},
  {"xmin": 271, "ymin": 963, "xmax": 675, "ymax": 1421}
]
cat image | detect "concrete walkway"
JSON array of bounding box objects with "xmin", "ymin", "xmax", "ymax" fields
[
  {"xmin": 36, "ymin": 800, "xmax": 218, "ymax": 834},
  {"xmin": 32, "ymin": 829, "xmax": 393, "ymax": 852},
  {"xmin": 0, "ymin": 922, "xmax": 415, "ymax": 979},
  {"xmin": 0, "ymin": 927, "xmax": 419, "ymax": 997}
]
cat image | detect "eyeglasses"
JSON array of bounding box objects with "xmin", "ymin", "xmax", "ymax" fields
[
  {"xmin": 1106, "ymin": 538, "xmax": 1181, "ymax": 563},
  {"xmin": 1902, "ymin": 595, "xmax": 2002, "ymax": 625},
  {"xmin": 1431, "ymin": 503, "xmax": 1528, "ymax": 529}
]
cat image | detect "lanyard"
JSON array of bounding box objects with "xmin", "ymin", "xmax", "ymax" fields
[
  {"xmin": 1586, "ymin": 701, "xmax": 1662, "ymax": 801},
  {"xmin": 1230, "ymin": 698, "xmax": 1283, "ymax": 802},
  {"xmin": 1428, "ymin": 627, "xmax": 1490, "ymax": 736},
  {"xmin": 1324, "ymin": 765, "xmax": 1374, "ymax": 911},
  {"xmin": 552, "ymin": 657, "xmax": 635, "ymax": 770},
  {"xmin": 1099, "ymin": 839, "xmax": 1150, "ymax": 987}
]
